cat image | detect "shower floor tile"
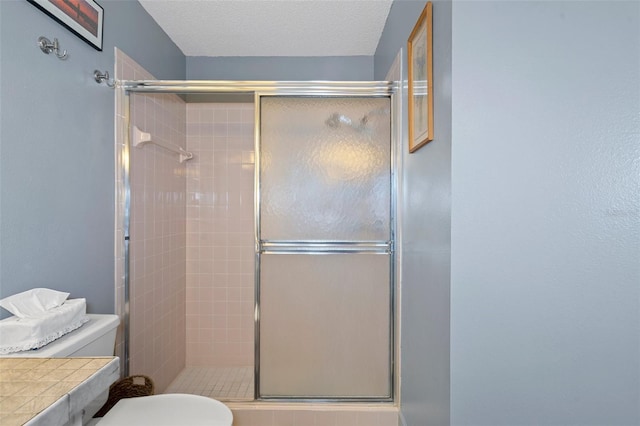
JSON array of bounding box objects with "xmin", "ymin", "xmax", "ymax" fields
[{"xmin": 164, "ymin": 366, "xmax": 254, "ymax": 401}]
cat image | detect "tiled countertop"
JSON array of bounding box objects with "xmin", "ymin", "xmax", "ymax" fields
[{"xmin": 0, "ymin": 357, "xmax": 119, "ymax": 426}]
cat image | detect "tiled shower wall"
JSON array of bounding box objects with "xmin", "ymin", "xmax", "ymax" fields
[
  {"xmin": 185, "ymin": 103, "xmax": 255, "ymax": 367},
  {"xmin": 115, "ymin": 51, "xmax": 254, "ymax": 388},
  {"xmin": 128, "ymin": 91, "xmax": 187, "ymax": 393},
  {"xmin": 115, "ymin": 49, "xmax": 187, "ymax": 393}
]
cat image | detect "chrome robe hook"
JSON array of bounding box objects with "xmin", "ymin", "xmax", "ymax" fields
[
  {"xmin": 38, "ymin": 36, "xmax": 68, "ymax": 60},
  {"xmin": 94, "ymin": 70, "xmax": 116, "ymax": 88}
]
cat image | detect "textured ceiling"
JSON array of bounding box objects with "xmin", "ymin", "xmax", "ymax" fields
[{"xmin": 137, "ymin": 0, "xmax": 393, "ymax": 57}]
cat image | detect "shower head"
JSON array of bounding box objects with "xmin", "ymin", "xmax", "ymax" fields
[
  {"xmin": 325, "ymin": 112, "xmax": 368, "ymax": 132},
  {"xmin": 325, "ymin": 113, "xmax": 353, "ymax": 128},
  {"xmin": 324, "ymin": 107, "xmax": 389, "ymax": 132}
]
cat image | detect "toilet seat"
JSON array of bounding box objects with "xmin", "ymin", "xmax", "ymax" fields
[{"xmin": 95, "ymin": 393, "xmax": 233, "ymax": 426}]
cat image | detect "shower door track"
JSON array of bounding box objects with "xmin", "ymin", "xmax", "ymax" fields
[
  {"xmin": 120, "ymin": 80, "xmax": 394, "ymax": 95},
  {"xmin": 117, "ymin": 80, "xmax": 398, "ymax": 402}
]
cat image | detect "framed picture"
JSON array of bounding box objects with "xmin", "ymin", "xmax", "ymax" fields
[
  {"xmin": 407, "ymin": 1, "xmax": 434, "ymax": 153},
  {"xmin": 28, "ymin": 0, "xmax": 104, "ymax": 51}
]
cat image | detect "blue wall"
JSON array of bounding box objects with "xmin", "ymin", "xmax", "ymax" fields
[
  {"xmin": 451, "ymin": 1, "xmax": 640, "ymax": 424},
  {"xmin": 374, "ymin": 1, "xmax": 452, "ymax": 425},
  {"xmin": 187, "ymin": 56, "xmax": 373, "ymax": 80},
  {"xmin": 0, "ymin": 0, "xmax": 185, "ymax": 316},
  {"xmin": 377, "ymin": 1, "xmax": 640, "ymax": 425}
]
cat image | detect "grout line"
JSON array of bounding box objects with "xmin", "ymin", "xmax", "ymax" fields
[{"xmin": 164, "ymin": 366, "xmax": 254, "ymax": 401}]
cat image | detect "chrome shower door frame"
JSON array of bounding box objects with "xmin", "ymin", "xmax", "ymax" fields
[
  {"xmin": 254, "ymin": 90, "xmax": 396, "ymax": 402},
  {"xmin": 117, "ymin": 80, "xmax": 397, "ymax": 402}
]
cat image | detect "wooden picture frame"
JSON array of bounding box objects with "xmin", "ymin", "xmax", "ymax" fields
[
  {"xmin": 407, "ymin": 1, "xmax": 434, "ymax": 153},
  {"xmin": 28, "ymin": 0, "xmax": 104, "ymax": 51}
]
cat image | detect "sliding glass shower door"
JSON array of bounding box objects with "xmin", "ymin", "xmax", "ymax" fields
[{"xmin": 256, "ymin": 96, "xmax": 393, "ymax": 400}]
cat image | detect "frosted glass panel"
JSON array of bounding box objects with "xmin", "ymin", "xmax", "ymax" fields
[
  {"xmin": 260, "ymin": 97, "xmax": 391, "ymax": 241},
  {"xmin": 259, "ymin": 254, "xmax": 391, "ymax": 398}
]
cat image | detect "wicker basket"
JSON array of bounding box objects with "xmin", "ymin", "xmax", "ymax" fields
[{"xmin": 94, "ymin": 375, "xmax": 155, "ymax": 418}]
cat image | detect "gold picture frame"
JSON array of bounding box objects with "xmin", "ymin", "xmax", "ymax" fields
[{"xmin": 407, "ymin": 1, "xmax": 434, "ymax": 153}]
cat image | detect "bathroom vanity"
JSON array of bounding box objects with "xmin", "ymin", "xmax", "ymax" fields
[{"xmin": 0, "ymin": 357, "xmax": 119, "ymax": 426}]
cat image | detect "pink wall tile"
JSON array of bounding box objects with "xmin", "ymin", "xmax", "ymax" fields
[
  {"xmin": 273, "ymin": 410, "xmax": 295, "ymax": 426},
  {"xmin": 293, "ymin": 411, "xmax": 318, "ymax": 426},
  {"xmin": 355, "ymin": 411, "xmax": 380, "ymax": 426},
  {"xmin": 186, "ymin": 103, "xmax": 255, "ymax": 367},
  {"xmin": 116, "ymin": 49, "xmax": 187, "ymax": 392},
  {"xmin": 228, "ymin": 406, "xmax": 398, "ymax": 426}
]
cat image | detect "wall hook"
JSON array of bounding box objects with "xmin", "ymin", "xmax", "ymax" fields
[
  {"xmin": 94, "ymin": 70, "xmax": 116, "ymax": 88},
  {"xmin": 38, "ymin": 36, "xmax": 68, "ymax": 60}
]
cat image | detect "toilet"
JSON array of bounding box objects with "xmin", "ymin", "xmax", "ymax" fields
[
  {"xmin": 95, "ymin": 393, "xmax": 233, "ymax": 426},
  {"xmin": 1, "ymin": 314, "xmax": 233, "ymax": 426}
]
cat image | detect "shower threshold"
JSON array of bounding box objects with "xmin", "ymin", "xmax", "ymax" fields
[{"xmin": 165, "ymin": 366, "xmax": 254, "ymax": 401}]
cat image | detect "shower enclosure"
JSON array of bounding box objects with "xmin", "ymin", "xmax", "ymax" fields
[{"xmin": 117, "ymin": 78, "xmax": 396, "ymax": 402}]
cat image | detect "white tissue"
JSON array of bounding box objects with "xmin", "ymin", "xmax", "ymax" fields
[
  {"xmin": 0, "ymin": 298, "xmax": 89, "ymax": 354},
  {"xmin": 0, "ymin": 288, "xmax": 70, "ymax": 318}
]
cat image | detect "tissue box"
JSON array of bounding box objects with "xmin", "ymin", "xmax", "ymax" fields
[{"xmin": 0, "ymin": 299, "xmax": 89, "ymax": 354}]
